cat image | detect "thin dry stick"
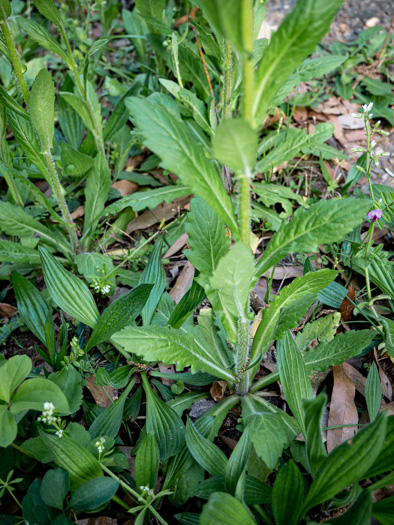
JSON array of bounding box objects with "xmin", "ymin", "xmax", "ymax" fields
[{"xmin": 191, "ymin": 22, "xmax": 232, "ymax": 194}]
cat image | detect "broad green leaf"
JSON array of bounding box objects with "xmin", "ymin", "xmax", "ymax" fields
[
  {"xmin": 126, "ymin": 97, "xmax": 239, "ymax": 237},
  {"xmin": 138, "ymin": 239, "xmax": 166, "ymax": 325},
  {"xmin": 186, "ymin": 418, "xmax": 228, "ymax": 476},
  {"xmin": 0, "ymin": 202, "xmax": 70, "ymax": 253},
  {"xmin": 134, "ymin": 0, "xmax": 164, "ymax": 20},
  {"xmin": 86, "ymin": 284, "xmax": 153, "ymax": 351},
  {"xmin": 297, "ymin": 55, "xmax": 347, "ymax": 81},
  {"xmin": 256, "ymin": 124, "xmax": 333, "ymax": 173},
  {"xmin": 68, "ymin": 477, "xmax": 119, "ymax": 512},
  {"xmin": 0, "ymin": 405, "xmax": 17, "ymax": 447},
  {"xmin": 142, "ymin": 374, "xmax": 185, "ymax": 461},
  {"xmin": 75, "ymin": 252, "xmax": 114, "ymax": 288},
  {"xmin": 247, "ymin": 413, "xmax": 288, "ymax": 470},
  {"xmin": 17, "ymin": 17, "xmax": 69, "ymax": 65},
  {"xmin": 88, "ymin": 380, "xmax": 134, "ymax": 439},
  {"xmin": 303, "ymin": 394, "xmax": 328, "ymax": 475},
  {"xmin": 29, "ymin": 69, "xmax": 55, "ymax": 152},
  {"xmin": 32, "ymin": 0, "xmax": 62, "ymax": 25},
  {"xmin": 0, "ymin": 240, "xmax": 39, "ymax": 264},
  {"xmin": 0, "ymin": 0, "xmax": 11, "ymax": 20},
  {"xmin": 7, "ymin": 111, "xmax": 49, "ymax": 178},
  {"xmin": 254, "ymin": 198, "xmax": 372, "ymax": 282},
  {"xmin": 0, "ymin": 84, "xmax": 29, "ymax": 118},
  {"xmin": 39, "ymin": 247, "xmax": 99, "ymax": 328},
  {"xmin": 135, "ymin": 433, "xmax": 159, "ymax": 491},
  {"xmin": 168, "ymin": 279, "xmax": 206, "ymax": 329},
  {"xmin": 12, "ymin": 272, "xmax": 50, "ymax": 346},
  {"xmin": 40, "ymin": 468, "xmax": 69, "ymax": 510},
  {"xmin": 301, "ymin": 412, "xmax": 387, "ymax": 514},
  {"xmin": 212, "ymin": 119, "xmax": 257, "ymax": 177},
  {"xmin": 49, "ymin": 367, "xmax": 84, "ymax": 414},
  {"xmin": 39, "ymin": 430, "xmax": 103, "ymax": 488},
  {"xmin": 365, "ymin": 362, "xmax": 381, "ymax": 421},
  {"xmin": 185, "ymin": 196, "xmax": 230, "ymax": 277},
  {"xmin": 270, "ymin": 293, "xmax": 317, "ymax": 341},
  {"xmin": 362, "ymin": 415, "xmax": 394, "ymax": 479},
  {"xmin": 380, "ymin": 317, "xmax": 394, "ymax": 358},
  {"xmin": 210, "ymin": 242, "xmax": 254, "ymax": 318},
  {"xmin": 224, "ymin": 428, "xmax": 251, "ymax": 495},
  {"xmin": 277, "ymin": 332, "xmax": 312, "ymax": 435},
  {"xmin": 60, "ymin": 142, "xmax": 94, "ymax": 177},
  {"xmin": 83, "ymin": 153, "xmax": 111, "ymax": 234},
  {"xmin": 201, "ymin": 492, "xmax": 256, "ymax": 525},
  {"xmin": 296, "ymin": 312, "xmax": 340, "ymax": 351},
  {"xmin": 304, "ymin": 330, "xmax": 376, "ymax": 372},
  {"xmin": 10, "ymin": 377, "xmax": 70, "ymax": 415},
  {"xmin": 0, "ymin": 355, "xmax": 31, "ymax": 403},
  {"xmin": 253, "ymin": 0, "xmax": 343, "ymax": 125},
  {"xmin": 22, "ymin": 479, "xmax": 59, "ymax": 525},
  {"xmin": 197, "ymin": 308, "xmax": 232, "ymax": 370},
  {"xmin": 272, "ymin": 461, "xmax": 304, "ymax": 525},
  {"xmin": 326, "ymin": 489, "xmax": 372, "ymax": 525},
  {"xmin": 112, "ymin": 325, "xmax": 237, "ymax": 382},
  {"xmin": 251, "ymin": 270, "xmax": 337, "ymax": 359}
]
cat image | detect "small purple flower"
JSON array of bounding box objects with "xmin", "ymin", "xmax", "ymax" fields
[{"xmin": 368, "ymin": 209, "xmax": 382, "ymax": 223}]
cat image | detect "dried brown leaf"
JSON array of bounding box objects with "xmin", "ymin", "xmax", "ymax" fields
[
  {"xmin": 86, "ymin": 374, "xmax": 117, "ymax": 408},
  {"xmin": 210, "ymin": 381, "xmax": 227, "ymax": 402},
  {"xmin": 169, "ymin": 261, "xmax": 195, "ymax": 304},
  {"xmin": 0, "ymin": 303, "xmax": 17, "ymax": 318}
]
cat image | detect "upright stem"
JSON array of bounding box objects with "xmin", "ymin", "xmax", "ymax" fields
[
  {"xmin": 59, "ymin": 23, "xmax": 105, "ymax": 155},
  {"xmin": 222, "ymin": 40, "xmax": 232, "ymax": 120},
  {"xmin": 235, "ymin": 0, "xmax": 254, "ymax": 394},
  {"xmin": 0, "ymin": 19, "xmax": 29, "ymax": 105},
  {"xmin": 43, "ymin": 150, "xmax": 78, "ymax": 250}
]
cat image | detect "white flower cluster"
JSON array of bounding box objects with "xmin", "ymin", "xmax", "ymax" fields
[
  {"xmin": 55, "ymin": 430, "xmax": 64, "ymax": 438},
  {"xmin": 94, "ymin": 437, "xmax": 106, "ymax": 454},
  {"xmin": 93, "ymin": 281, "xmax": 111, "ymax": 295},
  {"xmin": 38, "ymin": 402, "xmax": 57, "ymax": 425},
  {"xmin": 139, "ymin": 486, "xmax": 155, "ymax": 498}
]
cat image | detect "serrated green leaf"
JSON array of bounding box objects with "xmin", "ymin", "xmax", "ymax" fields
[
  {"xmin": 251, "ymin": 270, "xmax": 337, "ymax": 359},
  {"xmin": 212, "ymin": 119, "xmax": 257, "ymax": 177},
  {"xmin": 247, "ymin": 413, "xmax": 289, "ymax": 470},
  {"xmin": 301, "ymin": 412, "xmax": 387, "ymax": 515},
  {"xmin": 254, "ymin": 198, "xmax": 371, "ymax": 282},
  {"xmin": 32, "ymin": 0, "xmax": 62, "ymax": 25},
  {"xmin": 126, "ymin": 97, "xmax": 239, "ymax": 236},
  {"xmin": 111, "ymin": 185, "xmax": 192, "ymax": 213},
  {"xmin": 272, "ymin": 460, "xmax": 304, "ymax": 525},
  {"xmin": 29, "ymin": 69, "xmax": 55, "ymax": 152},
  {"xmin": 112, "ymin": 325, "xmax": 237, "ymax": 382},
  {"xmin": 277, "ymin": 331, "xmax": 312, "ymax": 435},
  {"xmin": 296, "ymin": 313, "xmax": 340, "ymax": 351},
  {"xmin": 210, "ymin": 242, "xmax": 254, "ymax": 319},
  {"xmin": 297, "ymin": 55, "xmax": 346, "ymax": 81},
  {"xmin": 186, "ymin": 418, "xmax": 228, "ymax": 476},
  {"xmin": 86, "ymin": 284, "xmax": 152, "ymax": 351},
  {"xmin": 0, "ymin": 240, "xmax": 39, "ymax": 264},
  {"xmin": 253, "ymin": 0, "xmax": 343, "ymax": 125},
  {"xmin": 39, "ymin": 247, "xmax": 99, "ymax": 328},
  {"xmin": 17, "ymin": 17, "xmax": 69, "ymax": 65},
  {"xmin": 142, "ymin": 374, "xmax": 185, "ymax": 461},
  {"xmin": 365, "ymin": 362, "xmax": 381, "ymax": 421}
]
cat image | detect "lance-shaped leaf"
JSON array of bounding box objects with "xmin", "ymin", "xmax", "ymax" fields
[
  {"xmin": 186, "ymin": 417, "xmax": 228, "ymax": 476},
  {"xmin": 139, "ymin": 239, "xmax": 166, "ymax": 325},
  {"xmin": 112, "ymin": 325, "xmax": 237, "ymax": 383},
  {"xmin": 39, "ymin": 247, "xmax": 99, "ymax": 328},
  {"xmin": 0, "ymin": 0, "xmax": 11, "ymax": 20},
  {"xmin": 33, "ymin": 0, "xmax": 62, "ymax": 25},
  {"xmin": 0, "ymin": 84, "xmax": 29, "ymax": 118},
  {"xmin": 29, "ymin": 69, "xmax": 55, "ymax": 152},
  {"xmin": 277, "ymin": 332, "xmax": 313, "ymax": 435},
  {"xmin": 86, "ymin": 284, "xmax": 153, "ymax": 350},
  {"xmin": 126, "ymin": 97, "xmax": 239, "ymax": 237},
  {"xmin": 251, "ymin": 269, "xmax": 337, "ymax": 359},
  {"xmin": 272, "ymin": 461, "xmax": 304, "ymax": 525},
  {"xmin": 254, "ymin": 198, "xmax": 371, "ymax": 284},
  {"xmin": 142, "ymin": 374, "xmax": 185, "ymax": 461},
  {"xmin": 212, "ymin": 118, "xmax": 257, "ymax": 177},
  {"xmin": 301, "ymin": 412, "xmax": 387, "ymax": 515},
  {"xmin": 83, "ymin": 153, "xmax": 111, "ymax": 234},
  {"xmin": 17, "ymin": 17, "xmax": 69, "ymax": 65},
  {"xmin": 365, "ymin": 362, "xmax": 381, "ymax": 421},
  {"xmin": 224, "ymin": 428, "xmax": 251, "ymax": 495},
  {"xmin": 135, "ymin": 433, "xmax": 159, "ymax": 492},
  {"xmin": 253, "ymin": 0, "xmax": 343, "ymax": 126},
  {"xmin": 210, "ymin": 242, "xmax": 255, "ymax": 319},
  {"xmin": 200, "ymin": 492, "xmax": 257, "ymax": 525},
  {"xmin": 303, "ymin": 394, "xmax": 328, "ymax": 475},
  {"xmin": 168, "ymin": 279, "xmax": 206, "ymax": 329}
]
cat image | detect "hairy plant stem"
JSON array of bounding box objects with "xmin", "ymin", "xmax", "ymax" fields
[
  {"xmin": 43, "ymin": 150, "xmax": 78, "ymax": 250},
  {"xmin": 235, "ymin": 0, "xmax": 254, "ymax": 394},
  {"xmin": 59, "ymin": 23, "xmax": 105, "ymax": 155},
  {"xmin": 222, "ymin": 40, "xmax": 232, "ymax": 120},
  {"xmin": 0, "ymin": 20, "xmax": 29, "ymax": 105}
]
